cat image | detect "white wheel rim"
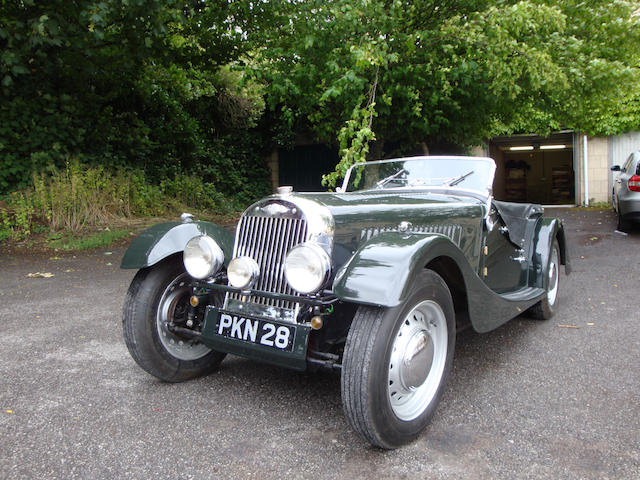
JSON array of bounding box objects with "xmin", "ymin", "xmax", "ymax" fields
[
  {"xmin": 547, "ymin": 247, "xmax": 559, "ymax": 306},
  {"xmin": 387, "ymin": 300, "xmax": 448, "ymax": 421},
  {"xmin": 156, "ymin": 273, "xmax": 211, "ymax": 361}
]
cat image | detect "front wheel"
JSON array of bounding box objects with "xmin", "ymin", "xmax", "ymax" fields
[
  {"xmin": 341, "ymin": 270, "xmax": 455, "ymax": 449},
  {"xmin": 122, "ymin": 256, "xmax": 226, "ymax": 382}
]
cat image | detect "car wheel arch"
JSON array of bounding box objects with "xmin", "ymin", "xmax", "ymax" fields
[
  {"xmin": 424, "ymin": 256, "xmax": 470, "ymax": 332},
  {"xmin": 120, "ymin": 221, "xmax": 234, "ymax": 270}
]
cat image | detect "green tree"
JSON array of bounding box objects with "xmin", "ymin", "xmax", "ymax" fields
[
  {"xmin": 0, "ymin": 0, "xmax": 269, "ymax": 201},
  {"xmin": 250, "ymin": 0, "xmax": 640, "ymax": 186}
]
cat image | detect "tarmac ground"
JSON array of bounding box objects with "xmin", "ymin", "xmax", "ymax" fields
[{"xmin": 1, "ymin": 208, "xmax": 639, "ymax": 479}]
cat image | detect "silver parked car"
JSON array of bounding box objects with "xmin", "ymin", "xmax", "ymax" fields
[{"xmin": 611, "ymin": 151, "xmax": 640, "ymax": 231}]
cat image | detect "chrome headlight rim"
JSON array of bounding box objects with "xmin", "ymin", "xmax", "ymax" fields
[
  {"xmin": 227, "ymin": 256, "xmax": 260, "ymax": 290},
  {"xmin": 183, "ymin": 235, "xmax": 224, "ymax": 280},
  {"xmin": 284, "ymin": 242, "xmax": 331, "ymax": 295}
]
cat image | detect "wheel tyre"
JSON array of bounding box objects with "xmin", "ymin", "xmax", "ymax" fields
[
  {"xmin": 529, "ymin": 240, "xmax": 560, "ymax": 320},
  {"xmin": 123, "ymin": 256, "xmax": 226, "ymax": 382},
  {"xmin": 341, "ymin": 270, "xmax": 455, "ymax": 449},
  {"xmin": 617, "ymin": 210, "xmax": 630, "ymax": 232}
]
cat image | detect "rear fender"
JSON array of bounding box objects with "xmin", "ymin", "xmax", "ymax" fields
[
  {"xmin": 120, "ymin": 221, "xmax": 234, "ymax": 269},
  {"xmin": 530, "ymin": 219, "xmax": 571, "ymax": 289}
]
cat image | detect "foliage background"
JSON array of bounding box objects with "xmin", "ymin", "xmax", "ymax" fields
[
  {"xmin": 1, "ymin": 0, "xmax": 640, "ymax": 222},
  {"xmin": 0, "ymin": 0, "xmax": 271, "ymax": 202}
]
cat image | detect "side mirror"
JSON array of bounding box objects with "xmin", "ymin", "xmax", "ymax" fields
[{"xmin": 611, "ymin": 165, "xmax": 621, "ymax": 172}]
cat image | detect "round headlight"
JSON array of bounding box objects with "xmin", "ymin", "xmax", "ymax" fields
[
  {"xmin": 227, "ymin": 256, "xmax": 260, "ymax": 289},
  {"xmin": 183, "ymin": 235, "xmax": 224, "ymax": 280},
  {"xmin": 284, "ymin": 243, "xmax": 331, "ymax": 294}
]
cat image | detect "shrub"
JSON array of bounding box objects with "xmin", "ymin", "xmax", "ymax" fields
[{"xmin": 0, "ymin": 160, "xmax": 241, "ymax": 241}]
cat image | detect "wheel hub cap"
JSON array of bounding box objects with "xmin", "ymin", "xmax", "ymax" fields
[
  {"xmin": 157, "ymin": 273, "xmax": 211, "ymax": 361},
  {"xmin": 400, "ymin": 331, "xmax": 434, "ymax": 390},
  {"xmin": 547, "ymin": 248, "xmax": 559, "ymax": 305},
  {"xmin": 388, "ymin": 300, "xmax": 448, "ymax": 421}
]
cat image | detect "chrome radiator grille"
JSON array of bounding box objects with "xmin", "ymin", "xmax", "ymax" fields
[{"xmin": 226, "ymin": 215, "xmax": 309, "ymax": 311}]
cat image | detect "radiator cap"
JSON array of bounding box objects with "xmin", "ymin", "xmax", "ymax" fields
[{"xmin": 277, "ymin": 186, "xmax": 293, "ymax": 195}]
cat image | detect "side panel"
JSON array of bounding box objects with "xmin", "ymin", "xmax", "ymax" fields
[
  {"xmin": 120, "ymin": 221, "xmax": 235, "ymax": 269},
  {"xmin": 333, "ymin": 232, "xmax": 546, "ymax": 333},
  {"xmin": 482, "ymin": 208, "xmax": 528, "ymax": 293}
]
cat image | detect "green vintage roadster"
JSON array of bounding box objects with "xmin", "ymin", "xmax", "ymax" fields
[{"xmin": 121, "ymin": 156, "xmax": 570, "ymax": 448}]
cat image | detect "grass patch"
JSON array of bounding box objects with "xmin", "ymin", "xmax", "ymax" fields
[
  {"xmin": 571, "ymin": 201, "xmax": 612, "ymax": 210},
  {"xmin": 46, "ymin": 229, "xmax": 130, "ymax": 251},
  {"xmin": 1, "ymin": 160, "xmax": 242, "ymax": 245}
]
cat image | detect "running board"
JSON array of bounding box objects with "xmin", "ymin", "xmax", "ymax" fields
[{"xmin": 500, "ymin": 287, "xmax": 545, "ymax": 302}]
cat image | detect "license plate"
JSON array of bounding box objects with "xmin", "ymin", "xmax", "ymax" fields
[{"xmin": 214, "ymin": 312, "xmax": 296, "ymax": 352}]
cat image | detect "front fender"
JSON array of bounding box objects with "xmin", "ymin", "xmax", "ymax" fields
[
  {"xmin": 120, "ymin": 221, "xmax": 235, "ymax": 269},
  {"xmin": 332, "ymin": 232, "xmax": 470, "ymax": 307},
  {"xmin": 333, "ymin": 231, "xmax": 553, "ymax": 333}
]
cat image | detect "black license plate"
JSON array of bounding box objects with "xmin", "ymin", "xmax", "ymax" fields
[{"xmin": 214, "ymin": 312, "xmax": 296, "ymax": 352}]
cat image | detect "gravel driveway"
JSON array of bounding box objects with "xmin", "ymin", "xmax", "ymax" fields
[{"xmin": 1, "ymin": 208, "xmax": 638, "ymax": 479}]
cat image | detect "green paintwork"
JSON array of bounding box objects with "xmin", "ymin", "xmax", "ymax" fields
[
  {"xmin": 199, "ymin": 306, "xmax": 311, "ymax": 371},
  {"xmin": 296, "ymin": 190, "xmax": 487, "ymax": 271},
  {"xmin": 120, "ymin": 221, "xmax": 235, "ymax": 269},
  {"xmin": 333, "ymin": 232, "xmax": 467, "ymax": 306},
  {"xmin": 530, "ymin": 218, "xmax": 571, "ymax": 288},
  {"xmin": 331, "ymin": 231, "xmax": 547, "ymax": 333},
  {"xmin": 481, "ymin": 209, "xmax": 528, "ymax": 293},
  {"xmin": 231, "ymin": 191, "xmax": 570, "ymax": 334}
]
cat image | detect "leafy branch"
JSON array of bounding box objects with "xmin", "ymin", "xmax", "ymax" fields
[{"xmin": 322, "ymin": 67, "xmax": 379, "ymax": 189}]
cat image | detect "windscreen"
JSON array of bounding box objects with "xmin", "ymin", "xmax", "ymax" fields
[{"xmin": 343, "ymin": 156, "xmax": 496, "ymax": 198}]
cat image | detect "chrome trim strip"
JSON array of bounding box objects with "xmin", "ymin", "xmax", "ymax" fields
[{"xmin": 360, "ymin": 224, "xmax": 464, "ymax": 247}]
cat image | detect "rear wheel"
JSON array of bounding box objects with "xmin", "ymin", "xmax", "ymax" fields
[
  {"xmin": 341, "ymin": 270, "xmax": 455, "ymax": 449},
  {"xmin": 529, "ymin": 240, "xmax": 560, "ymax": 320},
  {"xmin": 123, "ymin": 256, "xmax": 226, "ymax": 382},
  {"xmin": 617, "ymin": 209, "xmax": 631, "ymax": 232}
]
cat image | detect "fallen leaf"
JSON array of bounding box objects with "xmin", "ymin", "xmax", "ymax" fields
[
  {"xmin": 104, "ymin": 251, "xmax": 113, "ymax": 256},
  {"xmin": 49, "ymin": 256, "xmax": 61, "ymax": 260},
  {"xmin": 27, "ymin": 272, "xmax": 54, "ymax": 278},
  {"xmin": 6, "ymin": 410, "xmax": 13, "ymax": 414},
  {"xmin": 589, "ymin": 236, "xmax": 598, "ymax": 241},
  {"xmin": 557, "ymin": 324, "xmax": 580, "ymax": 329},
  {"xmin": 106, "ymin": 262, "xmax": 112, "ymax": 266},
  {"xmin": 586, "ymin": 323, "xmax": 595, "ymax": 326}
]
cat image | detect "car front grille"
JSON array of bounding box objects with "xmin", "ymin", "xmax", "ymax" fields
[{"xmin": 225, "ymin": 215, "xmax": 309, "ymax": 312}]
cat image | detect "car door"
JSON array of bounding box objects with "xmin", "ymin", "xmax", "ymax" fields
[{"xmin": 481, "ymin": 206, "xmax": 528, "ymax": 294}]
